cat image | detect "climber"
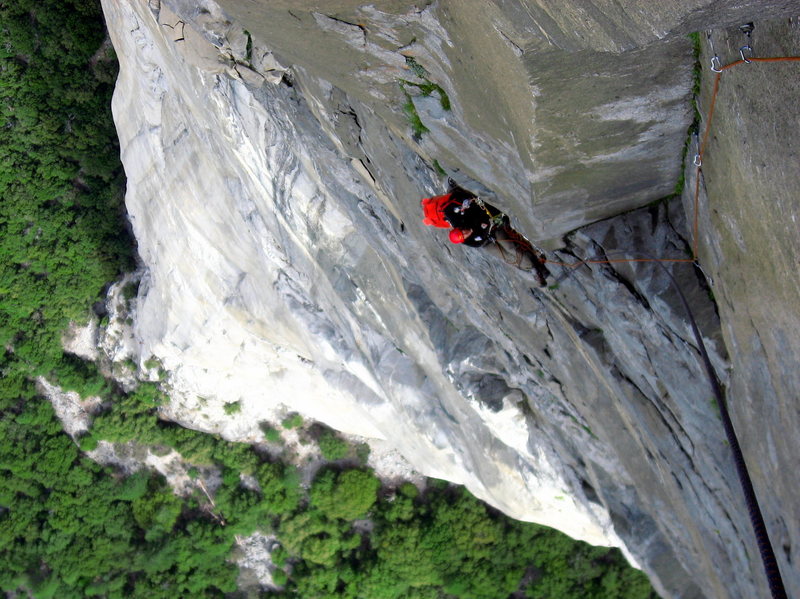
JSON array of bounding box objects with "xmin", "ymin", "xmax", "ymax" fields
[{"xmin": 421, "ymin": 181, "xmax": 550, "ymax": 286}]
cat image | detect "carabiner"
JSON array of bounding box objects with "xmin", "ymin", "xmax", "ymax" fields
[
  {"xmin": 739, "ymin": 45, "xmax": 754, "ymax": 63},
  {"xmin": 710, "ymin": 55, "xmax": 722, "ymax": 73},
  {"xmin": 693, "ymin": 154, "xmax": 702, "ymax": 167}
]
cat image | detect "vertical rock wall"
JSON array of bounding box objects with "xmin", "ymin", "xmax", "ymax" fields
[
  {"xmin": 685, "ymin": 18, "xmax": 800, "ymax": 599},
  {"xmin": 102, "ymin": 1, "xmax": 800, "ymax": 597}
]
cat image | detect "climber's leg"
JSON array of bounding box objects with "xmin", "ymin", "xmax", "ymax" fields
[{"xmin": 493, "ymin": 227, "xmax": 550, "ymax": 286}]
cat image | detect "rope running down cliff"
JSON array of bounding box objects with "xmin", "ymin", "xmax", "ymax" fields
[
  {"xmin": 605, "ymin": 250, "xmax": 788, "ymax": 599},
  {"xmin": 470, "ymin": 43, "xmax": 796, "ymax": 597},
  {"xmin": 542, "ymin": 47, "xmax": 799, "ymax": 599},
  {"xmin": 543, "ymin": 54, "xmax": 800, "ymax": 271}
]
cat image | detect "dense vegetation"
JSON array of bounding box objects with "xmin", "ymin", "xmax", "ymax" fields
[
  {"xmin": 0, "ymin": 2, "xmax": 656, "ymax": 598},
  {"xmin": 4, "ymin": 375, "xmax": 656, "ymax": 598},
  {"xmin": 1, "ymin": 0, "xmax": 134, "ymax": 385}
]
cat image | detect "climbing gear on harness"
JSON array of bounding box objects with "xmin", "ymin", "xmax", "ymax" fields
[
  {"xmin": 473, "ymin": 196, "xmax": 506, "ymax": 233},
  {"xmin": 422, "ymin": 190, "xmax": 505, "ymax": 238},
  {"xmin": 421, "ymin": 187, "xmax": 548, "ymax": 282}
]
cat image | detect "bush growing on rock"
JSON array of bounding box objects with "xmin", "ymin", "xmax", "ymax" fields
[
  {"xmin": 316, "ymin": 426, "xmax": 350, "ymax": 460},
  {"xmin": 281, "ymin": 413, "xmax": 304, "ymax": 429},
  {"xmin": 223, "ymin": 400, "xmax": 242, "ymax": 415},
  {"xmin": 260, "ymin": 422, "xmax": 283, "ymax": 443}
]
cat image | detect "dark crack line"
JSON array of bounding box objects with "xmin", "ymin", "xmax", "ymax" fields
[
  {"xmin": 612, "ymin": 365, "xmax": 700, "ymax": 482},
  {"xmin": 323, "ymin": 13, "xmax": 367, "ymax": 46}
]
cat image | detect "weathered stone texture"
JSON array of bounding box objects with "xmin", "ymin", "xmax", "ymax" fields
[
  {"xmin": 102, "ymin": 1, "xmax": 800, "ymax": 597},
  {"xmin": 684, "ymin": 18, "xmax": 800, "ymax": 599},
  {"xmin": 182, "ymin": 0, "xmax": 696, "ymax": 241}
]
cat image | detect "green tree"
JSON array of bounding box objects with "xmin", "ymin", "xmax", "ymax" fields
[
  {"xmin": 1, "ymin": 0, "xmax": 134, "ymax": 390},
  {"xmin": 310, "ymin": 468, "xmax": 381, "ymax": 520},
  {"xmin": 317, "ymin": 427, "xmax": 350, "ymax": 461}
]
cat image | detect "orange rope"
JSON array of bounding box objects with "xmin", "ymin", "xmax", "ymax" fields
[
  {"xmin": 693, "ymin": 156, "xmax": 703, "ymax": 258},
  {"xmin": 545, "ymin": 54, "xmax": 800, "ymax": 271},
  {"xmin": 545, "ymin": 258, "xmax": 696, "ymax": 268}
]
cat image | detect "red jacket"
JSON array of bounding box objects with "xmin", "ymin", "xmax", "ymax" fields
[{"xmin": 421, "ymin": 193, "xmax": 460, "ymax": 229}]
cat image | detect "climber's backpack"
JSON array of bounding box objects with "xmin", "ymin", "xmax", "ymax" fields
[{"xmin": 421, "ymin": 193, "xmax": 461, "ymax": 229}]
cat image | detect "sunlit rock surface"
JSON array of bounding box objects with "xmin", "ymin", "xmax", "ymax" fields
[{"xmin": 102, "ymin": 1, "xmax": 800, "ymax": 597}]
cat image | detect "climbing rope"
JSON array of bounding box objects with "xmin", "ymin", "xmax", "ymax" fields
[
  {"xmin": 595, "ymin": 251, "xmax": 789, "ymax": 599},
  {"xmin": 691, "ymin": 54, "xmax": 800, "ymax": 260},
  {"xmin": 539, "ymin": 31, "xmax": 798, "ymax": 598},
  {"xmin": 470, "ymin": 196, "xmax": 529, "ymax": 267},
  {"xmin": 695, "ymin": 53, "xmax": 794, "ymax": 599},
  {"xmin": 471, "ymin": 198, "xmax": 548, "ymax": 269},
  {"xmin": 443, "ymin": 43, "xmax": 795, "ymax": 596},
  {"xmin": 543, "ymin": 46, "xmax": 800, "ymax": 272}
]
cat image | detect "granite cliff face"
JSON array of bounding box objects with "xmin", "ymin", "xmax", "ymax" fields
[{"xmin": 101, "ymin": 1, "xmax": 800, "ymax": 597}]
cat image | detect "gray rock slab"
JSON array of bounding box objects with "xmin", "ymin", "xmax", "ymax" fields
[
  {"xmin": 683, "ymin": 18, "xmax": 800, "ymax": 599},
  {"xmin": 104, "ymin": 2, "xmax": 800, "ymax": 597},
  {"xmin": 186, "ymin": 0, "xmax": 698, "ymax": 242}
]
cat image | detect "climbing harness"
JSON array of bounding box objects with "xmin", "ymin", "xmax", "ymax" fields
[
  {"xmin": 473, "ymin": 196, "xmax": 507, "ymax": 232},
  {"xmin": 540, "ymin": 26, "xmax": 797, "ymax": 599}
]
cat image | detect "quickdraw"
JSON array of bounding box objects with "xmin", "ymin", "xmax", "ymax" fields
[{"xmin": 473, "ymin": 196, "xmax": 507, "ymax": 234}]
